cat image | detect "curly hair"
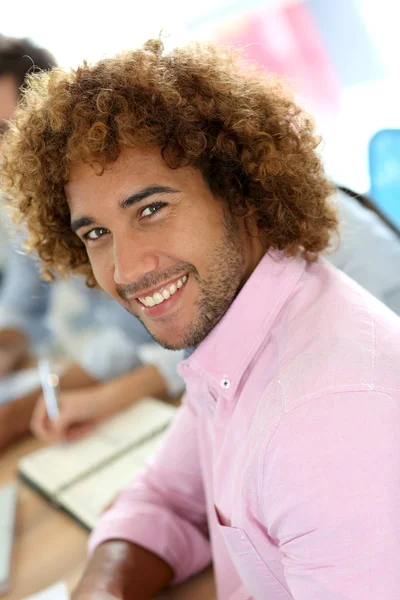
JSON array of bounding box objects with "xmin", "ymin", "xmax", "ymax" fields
[{"xmin": 0, "ymin": 39, "xmax": 337, "ymax": 286}]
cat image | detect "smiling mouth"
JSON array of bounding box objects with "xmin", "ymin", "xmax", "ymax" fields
[{"xmin": 137, "ymin": 274, "xmax": 188, "ymax": 308}]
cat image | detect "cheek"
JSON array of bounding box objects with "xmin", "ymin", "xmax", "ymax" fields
[
  {"xmin": 171, "ymin": 214, "xmax": 206, "ymax": 255},
  {"xmin": 180, "ymin": 220, "xmax": 217, "ymax": 270},
  {"xmin": 87, "ymin": 249, "xmax": 115, "ymax": 295}
]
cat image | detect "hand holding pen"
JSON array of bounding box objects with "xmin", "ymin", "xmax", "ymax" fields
[
  {"xmin": 33, "ymin": 361, "xmax": 96, "ymax": 443},
  {"xmin": 38, "ymin": 358, "xmax": 60, "ymax": 422}
]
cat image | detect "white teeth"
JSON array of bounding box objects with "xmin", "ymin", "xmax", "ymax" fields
[{"xmin": 138, "ymin": 275, "xmax": 188, "ymax": 308}]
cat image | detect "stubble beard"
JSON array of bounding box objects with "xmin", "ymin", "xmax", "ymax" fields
[{"xmin": 123, "ymin": 210, "xmax": 246, "ymax": 351}]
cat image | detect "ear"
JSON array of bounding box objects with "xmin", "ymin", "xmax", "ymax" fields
[{"xmin": 242, "ymin": 210, "xmax": 259, "ymax": 238}]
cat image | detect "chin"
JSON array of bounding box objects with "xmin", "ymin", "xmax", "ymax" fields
[
  {"xmin": 146, "ymin": 326, "xmax": 188, "ymax": 351},
  {"xmin": 153, "ymin": 336, "xmax": 188, "ymax": 351}
]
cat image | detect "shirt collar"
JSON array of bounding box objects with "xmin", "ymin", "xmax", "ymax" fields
[{"xmin": 178, "ymin": 250, "xmax": 306, "ymax": 399}]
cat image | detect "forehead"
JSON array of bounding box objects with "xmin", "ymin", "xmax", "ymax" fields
[
  {"xmin": 68, "ymin": 146, "xmax": 167, "ymax": 188},
  {"xmin": 65, "ymin": 146, "xmax": 202, "ymax": 210}
]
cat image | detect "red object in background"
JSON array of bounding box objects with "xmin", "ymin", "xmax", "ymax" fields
[{"xmin": 216, "ymin": 2, "xmax": 340, "ymax": 112}]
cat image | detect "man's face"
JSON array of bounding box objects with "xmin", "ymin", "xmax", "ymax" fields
[
  {"xmin": 0, "ymin": 75, "xmax": 18, "ymax": 135},
  {"xmin": 66, "ymin": 147, "xmax": 262, "ymax": 350}
]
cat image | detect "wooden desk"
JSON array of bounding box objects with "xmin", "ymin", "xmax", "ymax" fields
[
  {"xmin": 0, "ymin": 434, "xmax": 216, "ymax": 599},
  {"xmin": 1, "ymin": 435, "xmax": 88, "ymax": 599}
]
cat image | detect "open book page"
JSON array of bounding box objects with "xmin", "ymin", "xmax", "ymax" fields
[
  {"xmin": 57, "ymin": 433, "xmax": 164, "ymax": 529},
  {"xmin": 19, "ymin": 397, "xmax": 176, "ymax": 496}
]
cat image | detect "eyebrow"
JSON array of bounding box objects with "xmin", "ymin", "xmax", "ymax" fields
[
  {"xmin": 118, "ymin": 185, "xmax": 179, "ymax": 210},
  {"xmin": 71, "ymin": 216, "xmax": 95, "ymax": 234},
  {"xmin": 70, "ymin": 185, "xmax": 179, "ymax": 234}
]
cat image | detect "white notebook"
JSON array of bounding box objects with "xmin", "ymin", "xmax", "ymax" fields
[
  {"xmin": 0, "ymin": 484, "xmax": 17, "ymax": 594},
  {"xmin": 19, "ymin": 397, "xmax": 176, "ymax": 529}
]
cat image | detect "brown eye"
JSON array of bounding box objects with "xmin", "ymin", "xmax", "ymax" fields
[
  {"xmin": 84, "ymin": 227, "xmax": 109, "ymax": 241},
  {"xmin": 140, "ymin": 202, "xmax": 167, "ymax": 218}
]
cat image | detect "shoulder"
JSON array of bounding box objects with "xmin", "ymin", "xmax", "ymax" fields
[
  {"xmin": 272, "ymin": 258, "xmax": 400, "ymax": 410},
  {"xmin": 257, "ymin": 387, "xmax": 400, "ymax": 515}
]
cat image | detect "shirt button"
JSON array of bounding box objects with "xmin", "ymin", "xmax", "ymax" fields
[{"xmin": 220, "ymin": 377, "xmax": 230, "ymax": 389}]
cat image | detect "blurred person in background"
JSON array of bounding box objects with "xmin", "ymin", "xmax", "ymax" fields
[
  {"xmin": 0, "ymin": 35, "xmax": 55, "ymax": 280},
  {"xmin": 330, "ymin": 185, "xmax": 400, "ymax": 314},
  {"xmin": 0, "ymin": 33, "xmax": 56, "ymax": 376},
  {"xmin": 2, "ymin": 39, "xmax": 400, "ymax": 599},
  {"xmin": 0, "ymin": 34, "xmax": 184, "ymax": 450}
]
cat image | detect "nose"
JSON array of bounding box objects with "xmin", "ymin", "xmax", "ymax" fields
[{"xmin": 113, "ymin": 233, "xmax": 159, "ymax": 286}]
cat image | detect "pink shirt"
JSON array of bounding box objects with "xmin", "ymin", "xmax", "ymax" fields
[{"xmin": 90, "ymin": 252, "xmax": 400, "ymax": 599}]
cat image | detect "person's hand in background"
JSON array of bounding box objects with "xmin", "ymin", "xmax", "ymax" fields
[
  {"xmin": 31, "ymin": 363, "xmax": 168, "ymax": 444},
  {"xmin": 31, "ymin": 384, "xmax": 113, "ymax": 443},
  {"xmin": 0, "ymin": 328, "xmax": 29, "ymax": 377},
  {"xmin": 0, "ymin": 362, "xmax": 97, "ymax": 451}
]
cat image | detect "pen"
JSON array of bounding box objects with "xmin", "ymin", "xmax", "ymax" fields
[{"xmin": 38, "ymin": 358, "xmax": 60, "ymax": 421}]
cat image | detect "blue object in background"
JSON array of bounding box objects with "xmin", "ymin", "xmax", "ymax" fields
[{"xmin": 369, "ymin": 129, "xmax": 400, "ymax": 228}]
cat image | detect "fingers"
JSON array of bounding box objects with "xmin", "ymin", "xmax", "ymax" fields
[
  {"xmin": 30, "ymin": 395, "xmax": 70, "ymax": 443},
  {"xmin": 64, "ymin": 422, "xmax": 95, "ymax": 442},
  {"xmin": 31, "ymin": 394, "xmax": 95, "ymax": 444},
  {"xmin": 30, "ymin": 396, "xmax": 56, "ymax": 442}
]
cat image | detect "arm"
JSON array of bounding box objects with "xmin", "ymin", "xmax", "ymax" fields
[
  {"xmin": 74, "ymin": 400, "xmax": 211, "ymax": 598},
  {"xmin": 0, "ymin": 327, "xmax": 29, "ymax": 376},
  {"xmin": 0, "ymin": 361, "xmax": 99, "ymax": 449},
  {"xmin": 31, "ymin": 363, "xmax": 169, "ymax": 442},
  {"xmin": 72, "ymin": 541, "xmax": 173, "ymax": 600},
  {"xmin": 262, "ymin": 390, "xmax": 400, "ymax": 599}
]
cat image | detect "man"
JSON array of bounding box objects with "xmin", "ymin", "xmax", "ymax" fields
[
  {"xmin": 0, "ymin": 34, "xmax": 184, "ymax": 449},
  {"xmin": 2, "ymin": 39, "xmax": 400, "ymax": 599}
]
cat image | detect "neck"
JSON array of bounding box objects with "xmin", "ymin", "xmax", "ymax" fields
[{"xmin": 242, "ymin": 223, "xmax": 266, "ymax": 284}]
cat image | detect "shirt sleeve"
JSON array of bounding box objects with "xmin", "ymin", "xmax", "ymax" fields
[
  {"xmin": 261, "ymin": 390, "xmax": 400, "ymax": 600},
  {"xmin": 89, "ymin": 398, "xmax": 211, "ymax": 583},
  {"xmin": 0, "ymin": 241, "xmax": 50, "ymax": 345}
]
